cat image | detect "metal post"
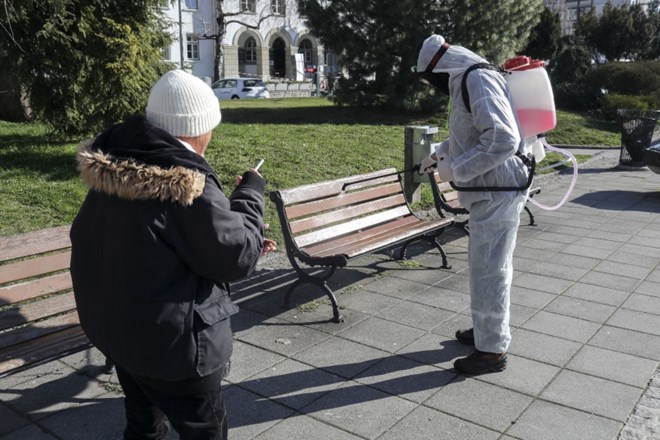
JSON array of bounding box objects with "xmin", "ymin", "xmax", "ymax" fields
[
  {"xmin": 403, "ymin": 126, "xmax": 437, "ymax": 203},
  {"xmin": 178, "ymin": 0, "xmax": 184, "ymax": 68}
]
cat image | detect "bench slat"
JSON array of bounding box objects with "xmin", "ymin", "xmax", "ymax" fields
[
  {"xmin": 0, "ymin": 272, "xmax": 72, "ymax": 305},
  {"xmin": 314, "ymin": 217, "xmax": 453, "ymax": 258},
  {"xmin": 285, "ymin": 182, "xmax": 402, "ymax": 220},
  {"xmin": 0, "ymin": 292, "xmax": 76, "ymax": 331},
  {"xmin": 302, "ymin": 215, "xmax": 421, "ymax": 257},
  {"xmin": 294, "ymin": 205, "xmax": 411, "ymax": 248},
  {"xmin": 0, "ymin": 310, "xmax": 80, "ymax": 350},
  {"xmin": 0, "ymin": 326, "xmax": 89, "ymax": 376},
  {"xmin": 0, "ymin": 226, "xmax": 71, "ymax": 262},
  {"xmin": 289, "ymin": 194, "xmax": 405, "ymax": 235},
  {"xmin": 277, "ymin": 169, "xmax": 400, "ymax": 205},
  {"xmin": 0, "ymin": 251, "xmax": 71, "ymax": 285}
]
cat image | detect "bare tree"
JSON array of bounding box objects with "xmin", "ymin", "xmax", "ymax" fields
[{"xmin": 200, "ymin": 0, "xmax": 299, "ymax": 82}]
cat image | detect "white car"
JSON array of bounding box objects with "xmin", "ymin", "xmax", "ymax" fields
[{"xmin": 211, "ymin": 78, "xmax": 270, "ymax": 100}]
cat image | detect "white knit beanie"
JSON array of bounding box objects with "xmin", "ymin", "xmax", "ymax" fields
[{"xmin": 146, "ymin": 69, "xmax": 221, "ymax": 137}]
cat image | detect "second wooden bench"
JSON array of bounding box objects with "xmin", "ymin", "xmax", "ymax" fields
[{"xmin": 270, "ymin": 168, "xmax": 455, "ymax": 322}]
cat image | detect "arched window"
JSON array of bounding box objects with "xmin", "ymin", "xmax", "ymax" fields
[
  {"xmin": 245, "ymin": 37, "xmax": 257, "ymax": 63},
  {"xmin": 298, "ymin": 39, "xmax": 313, "ymax": 64}
]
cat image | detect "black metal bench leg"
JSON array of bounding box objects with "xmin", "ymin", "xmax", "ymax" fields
[
  {"xmin": 433, "ymin": 239, "xmax": 452, "ymax": 269},
  {"xmin": 285, "ymin": 267, "xmax": 344, "ymax": 323}
]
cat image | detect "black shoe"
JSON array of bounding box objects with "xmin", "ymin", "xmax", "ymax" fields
[
  {"xmin": 454, "ymin": 350, "xmax": 508, "ymax": 375},
  {"xmin": 455, "ymin": 328, "xmax": 475, "ymax": 346}
]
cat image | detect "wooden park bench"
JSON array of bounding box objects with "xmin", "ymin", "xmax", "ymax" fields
[
  {"xmin": 0, "ymin": 226, "xmax": 100, "ymax": 377},
  {"xmin": 270, "ymin": 168, "xmax": 455, "ymax": 323},
  {"xmin": 428, "ymin": 170, "xmax": 542, "ymax": 235}
]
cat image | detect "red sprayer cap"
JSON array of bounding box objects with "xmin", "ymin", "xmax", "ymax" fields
[{"xmin": 503, "ymin": 56, "xmax": 545, "ymax": 71}]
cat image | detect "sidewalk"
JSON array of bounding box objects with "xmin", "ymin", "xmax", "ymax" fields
[{"xmin": 1, "ymin": 151, "xmax": 659, "ymax": 440}]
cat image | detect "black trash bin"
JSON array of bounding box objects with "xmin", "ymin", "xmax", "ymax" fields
[{"xmin": 616, "ymin": 109, "xmax": 660, "ymax": 167}]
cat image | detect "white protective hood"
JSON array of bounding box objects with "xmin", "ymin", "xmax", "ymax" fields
[{"xmin": 416, "ymin": 35, "xmax": 528, "ymax": 210}]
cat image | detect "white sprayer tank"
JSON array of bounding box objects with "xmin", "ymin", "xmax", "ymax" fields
[{"xmin": 503, "ymin": 56, "xmax": 556, "ymax": 139}]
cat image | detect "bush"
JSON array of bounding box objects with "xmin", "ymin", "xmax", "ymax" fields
[
  {"xmin": 553, "ymin": 82, "xmax": 602, "ymax": 111},
  {"xmin": 600, "ymin": 93, "xmax": 653, "ymax": 121},
  {"xmin": 585, "ymin": 61, "xmax": 660, "ymax": 103}
]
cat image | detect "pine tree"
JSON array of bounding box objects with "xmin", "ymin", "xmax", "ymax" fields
[
  {"xmin": 0, "ymin": 0, "xmax": 171, "ymax": 136},
  {"xmin": 302, "ymin": 0, "xmax": 544, "ymax": 109}
]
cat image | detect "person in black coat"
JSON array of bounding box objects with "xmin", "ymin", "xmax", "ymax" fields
[{"xmin": 70, "ymin": 69, "xmax": 275, "ymax": 440}]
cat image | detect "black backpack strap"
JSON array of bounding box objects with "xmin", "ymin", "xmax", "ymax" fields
[{"xmin": 461, "ymin": 63, "xmax": 502, "ymax": 113}]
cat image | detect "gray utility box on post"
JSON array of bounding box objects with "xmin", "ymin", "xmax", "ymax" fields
[{"xmin": 404, "ymin": 125, "xmax": 440, "ymax": 202}]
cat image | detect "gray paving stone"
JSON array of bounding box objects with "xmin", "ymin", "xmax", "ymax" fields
[
  {"xmin": 586, "ymin": 228, "xmax": 634, "ymax": 243},
  {"xmin": 231, "ymin": 308, "xmax": 272, "ymax": 339},
  {"xmin": 526, "ymin": 260, "xmax": 590, "ymax": 281},
  {"xmin": 354, "ymin": 355, "xmax": 453, "ymax": 403},
  {"xmin": 594, "ymin": 260, "xmax": 654, "ymax": 280},
  {"xmin": 596, "ymin": 219, "xmax": 648, "ymax": 235},
  {"xmin": 521, "ymin": 311, "xmax": 600, "ymax": 343},
  {"xmin": 534, "ymin": 231, "xmax": 583, "ymax": 244},
  {"xmin": 518, "ymin": 237, "xmax": 568, "ymax": 252},
  {"xmin": 541, "ymin": 370, "xmax": 642, "ymax": 421},
  {"xmin": 238, "ymin": 359, "xmax": 343, "ymax": 410},
  {"xmin": 335, "ymin": 316, "xmax": 424, "ymax": 353},
  {"xmin": 514, "ymin": 244, "xmax": 556, "ymax": 262},
  {"xmin": 567, "ymin": 345, "xmax": 658, "ymax": 388},
  {"xmin": 476, "ymin": 354, "xmax": 560, "ymax": 396},
  {"xmin": 237, "ymin": 319, "xmax": 331, "ymax": 357},
  {"xmin": 606, "ymin": 249, "xmax": 660, "ymax": 269},
  {"xmin": 432, "ymin": 313, "xmax": 474, "ymax": 340},
  {"xmin": 0, "ymin": 364, "xmax": 107, "ymax": 422},
  {"xmin": 635, "ymin": 280, "xmax": 660, "ymax": 297},
  {"xmin": 408, "ymin": 286, "xmax": 471, "ymax": 313},
  {"xmin": 589, "ymin": 326, "xmax": 660, "ymax": 361},
  {"xmin": 509, "ymin": 303, "xmax": 537, "ymax": 327},
  {"xmin": 547, "ymin": 252, "xmax": 602, "ymax": 270},
  {"xmin": 607, "ymin": 308, "xmax": 660, "ymax": 336},
  {"xmin": 436, "ymin": 273, "xmax": 472, "ymax": 294},
  {"xmin": 543, "ymin": 295, "xmax": 616, "ymax": 323},
  {"xmin": 225, "ymin": 340, "xmax": 286, "ymax": 383},
  {"xmin": 395, "ymin": 333, "xmax": 472, "ymax": 370},
  {"xmin": 253, "ymin": 414, "xmax": 362, "ymax": 440},
  {"xmin": 0, "ymin": 402, "xmax": 29, "ymax": 436},
  {"xmin": 616, "ymin": 242, "xmax": 660, "ymax": 259},
  {"xmin": 328, "ymin": 289, "xmax": 402, "ymax": 317},
  {"xmin": 375, "ymin": 299, "xmax": 455, "ymax": 331},
  {"xmin": 426, "ymin": 376, "xmax": 533, "ymax": 432},
  {"xmin": 561, "ymin": 243, "xmax": 614, "ymax": 259},
  {"xmin": 509, "ymin": 328, "xmax": 582, "ymax": 367},
  {"xmin": 512, "ymin": 273, "xmax": 573, "ymax": 294},
  {"xmin": 37, "ymin": 392, "xmax": 125, "ymax": 440},
  {"xmin": 225, "ymin": 385, "xmax": 295, "ymax": 440},
  {"xmin": 579, "ymin": 271, "xmax": 641, "ymax": 292},
  {"xmin": 562, "ymin": 282, "xmax": 630, "ymax": 307},
  {"xmin": 303, "ymin": 381, "xmax": 417, "ymax": 439},
  {"xmin": 383, "ymin": 261, "xmax": 456, "ymax": 285},
  {"xmin": 622, "ymin": 294, "xmax": 660, "ymax": 315},
  {"xmin": 0, "ymin": 424, "xmax": 58, "ymax": 440},
  {"xmin": 378, "ymin": 406, "xmax": 499, "ymax": 440},
  {"xmin": 294, "ymin": 337, "xmax": 389, "ymax": 379},
  {"xmin": 506, "ymin": 400, "xmax": 622, "ymax": 440},
  {"xmin": 509, "ymin": 287, "xmax": 555, "ymax": 312},
  {"xmin": 648, "ymin": 270, "xmax": 660, "ymax": 283},
  {"xmin": 360, "ymin": 275, "xmax": 429, "ymax": 299}
]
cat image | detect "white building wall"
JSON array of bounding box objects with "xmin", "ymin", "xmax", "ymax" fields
[{"xmin": 161, "ymin": 0, "xmax": 333, "ymax": 83}]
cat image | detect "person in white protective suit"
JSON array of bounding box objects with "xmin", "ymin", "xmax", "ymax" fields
[{"xmin": 416, "ymin": 35, "xmax": 529, "ymax": 375}]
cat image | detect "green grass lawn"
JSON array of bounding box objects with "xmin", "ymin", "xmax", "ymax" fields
[{"xmin": 0, "ymin": 98, "xmax": 619, "ymax": 242}]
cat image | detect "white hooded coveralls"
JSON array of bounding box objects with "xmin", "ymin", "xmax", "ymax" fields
[{"xmin": 418, "ymin": 35, "xmax": 529, "ymax": 353}]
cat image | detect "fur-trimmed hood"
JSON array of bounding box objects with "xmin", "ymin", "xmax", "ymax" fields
[{"xmin": 76, "ymin": 116, "xmax": 215, "ymax": 206}]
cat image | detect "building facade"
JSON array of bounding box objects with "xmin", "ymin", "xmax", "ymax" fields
[
  {"xmin": 545, "ymin": 0, "xmax": 653, "ymax": 35},
  {"xmin": 161, "ymin": 0, "xmax": 334, "ymax": 83}
]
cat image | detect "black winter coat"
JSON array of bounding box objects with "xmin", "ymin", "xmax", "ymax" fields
[{"xmin": 70, "ymin": 116, "xmax": 265, "ymax": 381}]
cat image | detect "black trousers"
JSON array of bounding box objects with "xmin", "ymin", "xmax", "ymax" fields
[{"xmin": 115, "ymin": 364, "xmax": 229, "ymax": 440}]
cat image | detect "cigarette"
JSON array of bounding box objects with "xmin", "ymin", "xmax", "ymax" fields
[{"xmin": 254, "ymin": 159, "xmax": 264, "ymax": 171}]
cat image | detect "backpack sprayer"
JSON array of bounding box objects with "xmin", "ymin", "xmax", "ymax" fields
[{"xmin": 440, "ymin": 55, "xmax": 578, "ymax": 210}]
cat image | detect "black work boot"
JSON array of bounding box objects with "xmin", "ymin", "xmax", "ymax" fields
[
  {"xmin": 455, "ymin": 328, "xmax": 474, "ymax": 346},
  {"xmin": 454, "ymin": 350, "xmax": 508, "ymax": 375}
]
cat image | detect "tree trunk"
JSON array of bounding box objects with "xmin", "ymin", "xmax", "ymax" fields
[{"xmin": 0, "ymin": 68, "xmax": 31, "ymax": 122}]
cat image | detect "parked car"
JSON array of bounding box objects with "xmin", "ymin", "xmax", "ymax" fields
[{"xmin": 211, "ymin": 77, "xmax": 270, "ymax": 100}]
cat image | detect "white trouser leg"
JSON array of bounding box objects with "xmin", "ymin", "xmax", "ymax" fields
[{"xmin": 467, "ymin": 192, "xmax": 526, "ymax": 353}]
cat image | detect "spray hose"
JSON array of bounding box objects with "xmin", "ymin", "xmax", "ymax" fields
[{"xmin": 527, "ymin": 137, "xmax": 579, "ymax": 211}]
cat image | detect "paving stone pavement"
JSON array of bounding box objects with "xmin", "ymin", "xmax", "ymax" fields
[{"xmin": 1, "ymin": 149, "xmax": 659, "ymax": 440}]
